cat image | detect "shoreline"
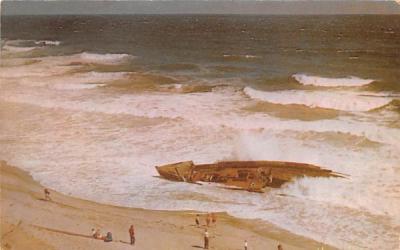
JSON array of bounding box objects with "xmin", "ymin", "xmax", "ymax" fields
[{"xmin": 1, "ymin": 160, "xmax": 336, "ymax": 250}]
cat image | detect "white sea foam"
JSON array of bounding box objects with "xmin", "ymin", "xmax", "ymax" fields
[
  {"xmin": 34, "ymin": 40, "xmax": 61, "ymax": 46},
  {"xmin": 223, "ymin": 54, "xmax": 260, "ymax": 59},
  {"xmin": 243, "ymin": 87, "xmax": 393, "ymax": 112},
  {"xmin": 293, "ymin": 73, "xmax": 374, "ymax": 87},
  {"xmin": 1, "ymin": 43, "xmax": 400, "ymax": 250},
  {"xmin": 53, "ymin": 82, "xmax": 106, "ymax": 90},
  {"xmin": 231, "ymin": 131, "xmax": 399, "ymax": 212},
  {"xmin": 3, "ymin": 82, "xmax": 398, "ymax": 148},
  {"xmin": 79, "ymin": 52, "xmax": 134, "ymax": 65},
  {"xmin": 2, "ymin": 100, "xmax": 398, "ymax": 249},
  {"xmin": 51, "ymin": 72, "xmax": 127, "ymax": 90},
  {"xmin": 2, "ymin": 45, "xmax": 37, "ymax": 53},
  {"xmin": 226, "ymin": 131, "xmax": 400, "ymax": 249},
  {"xmin": 1, "ymin": 40, "xmax": 59, "ymax": 55}
]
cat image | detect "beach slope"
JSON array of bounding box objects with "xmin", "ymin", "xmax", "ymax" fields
[{"xmin": 0, "ymin": 161, "xmax": 335, "ymax": 250}]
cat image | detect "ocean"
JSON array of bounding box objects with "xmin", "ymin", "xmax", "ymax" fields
[{"xmin": 1, "ymin": 15, "xmax": 399, "ymax": 249}]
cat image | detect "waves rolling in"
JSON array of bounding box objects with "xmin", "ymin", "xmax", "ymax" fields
[
  {"xmin": 243, "ymin": 87, "xmax": 393, "ymax": 112},
  {"xmin": 1, "ymin": 17, "xmax": 400, "ymax": 250},
  {"xmin": 79, "ymin": 52, "xmax": 134, "ymax": 65},
  {"xmin": 293, "ymin": 73, "xmax": 374, "ymax": 87}
]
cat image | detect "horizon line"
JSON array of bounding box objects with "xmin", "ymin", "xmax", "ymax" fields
[{"xmin": 2, "ymin": 0, "xmax": 399, "ymax": 15}]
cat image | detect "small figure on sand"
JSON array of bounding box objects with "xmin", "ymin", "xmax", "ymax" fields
[
  {"xmin": 129, "ymin": 224, "xmax": 135, "ymax": 245},
  {"xmin": 93, "ymin": 229, "xmax": 103, "ymax": 239},
  {"xmin": 44, "ymin": 188, "xmax": 51, "ymax": 201},
  {"xmin": 206, "ymin": 213, "xmax": 211, "ymax": 227},
  {"xmin": 211, "ymin": 213, "xmax": 216, "ymax": 225},
  {"xmin": 203, "ymin": 229, "xmax": 209, "ymax": 249},
  {"xmin": 195, "ymin": 214, "xmax": 200, "ymax": 227},
  {"xmin": 91, "ymin": 228, "xmax": 96, "ymax": 238},
  {"xmin": 104, "ymin": 232, "xmax": 113, "ymax": 242},
  {"xmin": 277, "ymin": 243, "xmax": 283, "ymax": 250},
  {"xmin": 244, "ymin": 240, "xmax": 248, "ymax": 250},
  {"xmin": 268, "ymin": 171, "xmax": 273, "ymax": 184}
]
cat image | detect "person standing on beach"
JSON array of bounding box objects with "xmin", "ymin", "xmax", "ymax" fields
[
  {"xmin": 129, "ymin": 225, "xmax": 135, "ymax": 245},
  {"xmin": 211, "ymin": 213, "xmax": 216, "ymax": 226},
  {"xmin": 195, "ymin": 214, "xmax": 200, "ymax": 227},
  {"xmin": 44, "ymin": 188, "xmax": 51, "ymax": 201},
  {"xmin": 244, "ymin": 240, "xmax": 248, "ymax": 250},
  {"xmin": 206, "ymin": 213, "xmax": 211, "ymax": 227},
  {"xmin": 204, "ymin": 229, "xmax": 209, "ymax": 249}
]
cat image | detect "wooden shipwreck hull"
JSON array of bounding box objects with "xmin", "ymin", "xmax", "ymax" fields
[{"xmin": 155, "ymin": 161, "xmax": 343, "ymax": 192}]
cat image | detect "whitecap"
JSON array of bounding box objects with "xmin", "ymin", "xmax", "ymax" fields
[
  {"xmin": 293, "ymin": 73, "xmax": 374, "ymax": 87},
  {"xmin": 35, "ymin": 40, "xmax": 61, "ymax": 46},
  {"xmin": 222, "ymin": 54, "xmax": 260, "ymax": 59},
  {"xmin": 2, "ymin": 45, "xmax": 37, "ymax": 53},
  {"xmin": 243, "ymin": 87, "xmax": 393, "ymax": 112},
  {"xmin": 79, "ymin": 52, "xmax": 134, "ymax": 65}
]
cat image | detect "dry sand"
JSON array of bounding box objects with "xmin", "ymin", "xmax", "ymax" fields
[{"xmin": 0, "ymin": 160, "xmax": 335, "ymax": 250}]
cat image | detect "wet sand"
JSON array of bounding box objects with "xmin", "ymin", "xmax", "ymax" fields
[{"xmin": 0, "ymin": 160, "xmax": 335, "ymax": 250}]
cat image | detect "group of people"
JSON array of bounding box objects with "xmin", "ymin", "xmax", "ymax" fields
[
  {"xmin": 90, "ymin": 224, "xmax": 135, "ymax": 245},
  {"xmin": 44, "ymin": 188, "xmax": 136, "ymax": 246},
  {"xmin": 195, "ymin": 213, "xmax": 217, "ymax": 228},
  {"xmin": 91, "ymin": 229, "xmax": 113, "ymax": 242},
  {"xmin": 43, "ymin": 188, "xmax": 282, "ymax": 249},
  {"xmin": 196, "ymin": 214, "xmax": 284, "ymax": 250},
  {"xmin": 194, "ymin": 213, "xmax": 217, "ymax": 249},
  {"xmin": 194, "ymin": 213, "xmax": 215, "ymax": 249},
  {"xmin": 243, "ymin": 240, "xmax": 284, "ymax": 250}
]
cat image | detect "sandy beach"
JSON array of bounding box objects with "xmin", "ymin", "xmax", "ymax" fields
[{"xmin": 0, "ymin": 160, "xmax": 335, "ymax": 250}]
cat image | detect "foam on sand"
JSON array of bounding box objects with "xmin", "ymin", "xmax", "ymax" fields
[
  {"xmin": 293, "ymin": 73, "xmax": 374, "ymax": 87},
  {"xmin": 243, "ymin": 87, "xmax": 393, "ymax": 112}
]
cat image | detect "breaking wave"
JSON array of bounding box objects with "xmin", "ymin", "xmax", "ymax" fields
[
  {"xmin": 364, "ymin": 80, "xmax": 400, "ymax": 92},
  {"xmin": 369, "ymin": 99, "xmax": 400, "ymax": 114},
  {"xmin": 1, "ymin": 39, "xmax": 61, "ymax": 53},
  {"xmin": 293, "ymin": 73, "xmax": 374, "ymax": 87},
  {"xmin": 222, "ymin": 54, "xmax": 261, "ymax": 60},
  {"xmin": 282, "ymin": 130, "xmax": 382, "ymax": 148},
  {"xmin": 243, "ymin": 87, "xmax": 393, "ymax": 112},
  {"xmin": 34, "ymin": 40, "xmax": 61, "ymax": 46},
  {"xmin": 79, "ymin": 52, "xmax": 134, "ymax": 65},
  {"xmin": 2, "ymin": 45, "xmax": 37, "ymax": 53}
]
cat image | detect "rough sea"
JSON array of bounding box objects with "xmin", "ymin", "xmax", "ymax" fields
[{"xmin": 1, "ymin": 15, "xmax": 399, "ymax": 249}]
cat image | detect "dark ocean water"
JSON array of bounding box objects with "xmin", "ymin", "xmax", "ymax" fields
[{"xmin": 2, "ymin": 15, "xmax": 400, "ymax": 91}]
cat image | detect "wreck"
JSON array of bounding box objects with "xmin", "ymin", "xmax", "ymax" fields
[{"xmin": 155, "ymin": 161, "xmax": 344, "ymax": 192}]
